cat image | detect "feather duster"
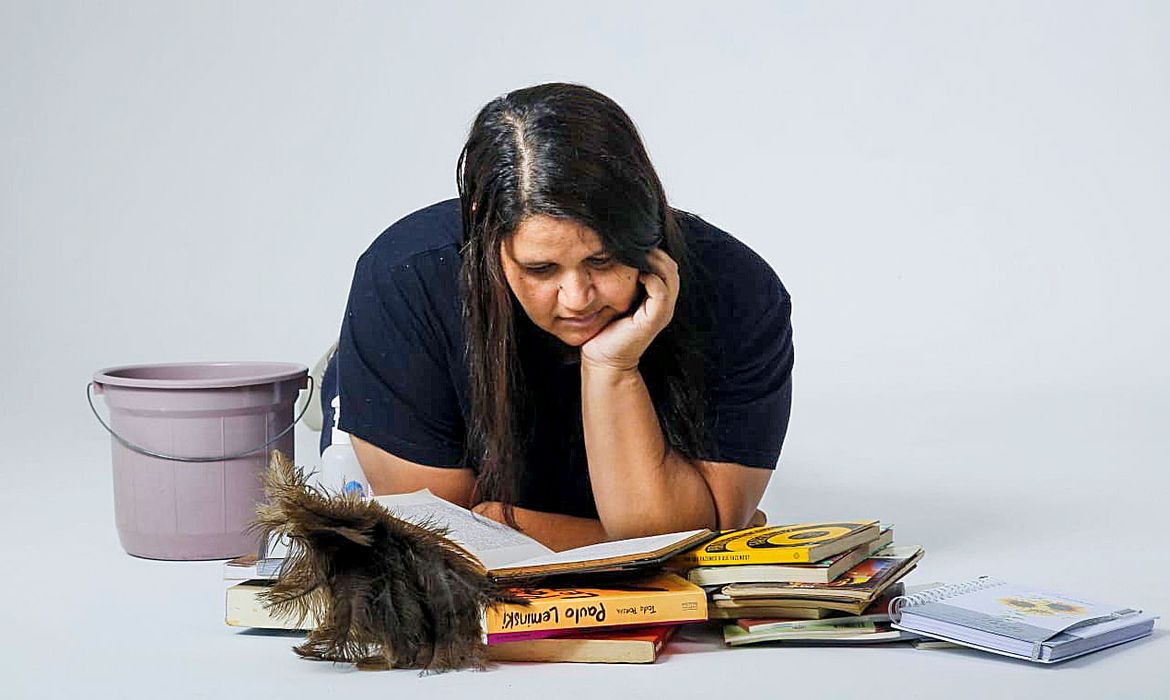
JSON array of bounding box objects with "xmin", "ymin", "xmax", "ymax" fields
[{"xmin": 251, "ymin": 451, "xmax": 523, "ymax": 671}]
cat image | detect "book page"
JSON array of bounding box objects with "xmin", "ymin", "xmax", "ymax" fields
[
  {"xmin": 374, "ymin": 490, "xmax": 553, "ymax": 570},
  {"xmin": 504, "ymin": 529, "xmax": 709, "ymax": 570}
]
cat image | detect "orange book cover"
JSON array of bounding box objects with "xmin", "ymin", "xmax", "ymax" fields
[{"xmin": 484, "ymin": 572, "xmax": 707, "ymax": 636}]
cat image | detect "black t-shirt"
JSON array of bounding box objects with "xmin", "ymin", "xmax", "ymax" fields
[{"xmin": 337, "ymin": 199, "xmax": 793, "ymax": 518}]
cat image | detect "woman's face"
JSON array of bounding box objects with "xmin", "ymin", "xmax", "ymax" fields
[{"xmin": 500, "ymin": 215, "xmax": 641, "ymax": 347}]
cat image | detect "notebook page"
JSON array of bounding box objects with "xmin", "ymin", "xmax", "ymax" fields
[{"xmin": 374, "ymin": 490, "xmax": 553, "ymax": 570}]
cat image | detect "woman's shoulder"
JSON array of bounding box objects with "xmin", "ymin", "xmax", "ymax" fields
[
  {"xmin": 348, "ymin": 199, "xmax": 464, "ymax": 326},
  {"xmin": 677, "ymin": 209, "xmax": 789, "ymax": 303},
  {"xmin": 359, "ymin": 198, "xmax": 463, "ymax": 270},
  {"xmin": 677, "ymin": 211, "xmax": 792, "ymax": 399}
]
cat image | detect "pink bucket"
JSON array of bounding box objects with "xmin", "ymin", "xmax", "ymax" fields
[{"xmin": 90, "ymin": 362, "xmax": 311, "ymax": 560}]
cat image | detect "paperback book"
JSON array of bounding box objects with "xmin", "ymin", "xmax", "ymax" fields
[
  {"xmin": 709, "ymin": 605, "xmax": 834, "ymax": 620},
  {"xmin": 710, "ymin": 582, "xmax": 907, "ymax": 618},
  {"xmin": 714, "ymin": 545, "xmax": 923, "ymax": 615},
  {"xmin": 226, "ymin": 571, "xmax": 708, "ymax": 640},
  {"xmin": 670, "ymin": 521, "xmax": 881, "ymax": 567},
  {"xmin": 735, "ymin": 588, "xmax": 906, "ymax": 632},
  {"xmin": 686, "ymin": 527, "xmax": 894, "ymax": 587},
  {"xmin": 724, "ymin": 619, "xmax": 920, "ymax": 646},
  {"xmin": 483, "ymin": 573, "xmax": 707, "ymax": 640},
  {"xmin": 488, "ymin": 625, "xmax": 677, "ymax": 664}
]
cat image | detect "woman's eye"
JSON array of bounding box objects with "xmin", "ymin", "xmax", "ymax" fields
[
  {"xmin": 587, "ymin": 256, "xmax": 614, "ymax": 269},
  {"xmin": 524, "ymin": 264, "xmax": 555, "ymax": 275}
]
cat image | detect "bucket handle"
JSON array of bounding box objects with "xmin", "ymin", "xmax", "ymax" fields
[{"xmin": 86, "ymin": 376, "xmax": 315, "ymax": 463}]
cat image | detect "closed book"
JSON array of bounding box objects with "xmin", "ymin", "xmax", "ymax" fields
[
  {"xmin": 487, "ymin": 625, "xmax": 676, "ymax": 664},
  {"xmin": 716, "ymin": 594, "xmax": 889, "ymax": 618},
  {"xmin": 720, "ymin": 545, "xmax": 923, "ymax": 602},
  {"xmin": 687, "ymin": 527, "xmax": 894, "ymax": 586},
  {"xmin": 225, "ymin": 580, "xmax": 317, "ymax": 630},
  {"xmin": 484, "ymin": 573, "xmax": 707, "ymax": 637},
  {"xmin": 709, "ymin": 605, "xmax": 833, "ymax": 620},
  {"xmin": 724, "ymin": 620, "xmax": 918, "ymax": 646},
  {"xmin": 706, "ymin": 564, "xmax": 917, "ymax": 618},
  {"xmin": 670, "ymin": 521, "xmax": 880, "ymax": 567},
  {"xmin": 735, "ymin": 588, "xmax": 905, "ymax": 632},
  {"xmin": 890, "ymin": 577, "xmax": 1157, "ymax": 663},
  {"xmin": 227, "ymin": 572, "xmax": 707, "ymax": 638},
  {"xmin": 711, "ymin": 587, "xmax": 903, "ymax": 618}
]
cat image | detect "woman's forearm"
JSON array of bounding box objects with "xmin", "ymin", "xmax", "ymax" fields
[
  {"xmin": 474, "ymin": 502, "xmax": 608, "ymax": 551},
  {"xmin": 580, "ymin": 361, "xmax": 718, "ymax": 539}
]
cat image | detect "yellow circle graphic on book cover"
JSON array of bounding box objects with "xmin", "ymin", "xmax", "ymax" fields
[
  {"xmin": 997, "ymin": 596, "xmax": 1087, "ymax": 617},
  {"xmin": 747, "ymin": 525, "xmax": 855, "ymax": 548}
]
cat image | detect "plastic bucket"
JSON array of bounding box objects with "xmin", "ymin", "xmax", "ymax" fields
[{"xmin": 90, "ymin": 362, "xmax": 311, "ymax": 560}]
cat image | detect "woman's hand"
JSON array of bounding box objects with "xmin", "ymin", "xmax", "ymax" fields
[
  {"xmin": 471, "ymin": 501, "xmax": 507, "ymax": 523},
  {"xmin": 580, "ymin": 248, "xmax": 679, "ymax": 372}
]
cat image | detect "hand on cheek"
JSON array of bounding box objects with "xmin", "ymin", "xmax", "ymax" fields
[{"xmin": 581, "ymin": 249, "xmax": 679, "ymax": 372}]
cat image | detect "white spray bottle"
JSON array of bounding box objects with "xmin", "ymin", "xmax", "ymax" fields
[{"xmin": 321, "ymin": 395, "xmax": 369, "ymax": 498}]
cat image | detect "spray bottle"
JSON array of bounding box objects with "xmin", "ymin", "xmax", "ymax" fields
[{"xmin": 321, "ymin": 395, "xmax": 369, "ymax": 498}]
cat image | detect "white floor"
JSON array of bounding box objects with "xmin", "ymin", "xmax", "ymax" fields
[{"xmin": 3, "ymin": 387, "xmax": 1166, "ymax": 699}]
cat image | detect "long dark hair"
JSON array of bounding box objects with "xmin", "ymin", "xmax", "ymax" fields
[{"xmin": 456, "ymin": 83, "xmax": 707, "ymax": 523}]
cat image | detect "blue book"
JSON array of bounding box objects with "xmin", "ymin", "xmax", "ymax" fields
[{"xmin": 889, "ymin": 577, "xmax": 1156, "ymax": 663}]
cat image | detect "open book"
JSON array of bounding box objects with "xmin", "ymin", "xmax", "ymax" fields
[
  {"xmin": 377, "ymin": 490, "xmax": 712, "ymax": 580},
  {"xmin": 251, "ymin": 489, "xmax": 712, "ymax": 582}
]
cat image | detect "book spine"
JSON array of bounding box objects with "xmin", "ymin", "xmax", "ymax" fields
[
  {"xmin": 484, "ymin": 589, "xmax": 707, "ymax": 636},
  {"xmin": 674, "ymin": 549, "xmax": 813, "ymax": 566}
]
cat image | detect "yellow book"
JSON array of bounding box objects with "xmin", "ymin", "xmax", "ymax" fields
[{"xmin": 669, "ymin": 521, "xmax": 880, "ymax": 567}]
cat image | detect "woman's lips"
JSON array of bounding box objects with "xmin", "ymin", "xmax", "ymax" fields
[{"xmin": 558, "ymin": 311, "xmax": 601, "ymax": 328}]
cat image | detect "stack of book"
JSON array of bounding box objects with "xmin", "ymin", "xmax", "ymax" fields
[
  {"xmin": 667, "ymin": 522, "xmax": 925, "ymax": 646},
  {"xmin": 226, "ymin": 499, "xmax": 1159, "ymax": 664},
  {"xmin": 225, "ymin": 490, "xmax": 715, "ymax": 664}
]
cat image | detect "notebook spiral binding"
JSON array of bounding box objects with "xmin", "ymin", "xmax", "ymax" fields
[{"xmin": 887, "ymin": 576, "xmax": 1005, "ymax": 623}]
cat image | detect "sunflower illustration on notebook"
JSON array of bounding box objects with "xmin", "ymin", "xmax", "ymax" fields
[{"xmin": 998, "ymin": 595, "xmax": 1087, "ymax": 619}]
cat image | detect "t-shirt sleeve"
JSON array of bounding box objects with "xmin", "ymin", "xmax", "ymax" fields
[
  {"xmin": 336, "ymin": 249, "xmax": 465, "ymax": 467},
  {"xmin": 702, "ymin": 257, "xmax": 793, "ymax": 469}
]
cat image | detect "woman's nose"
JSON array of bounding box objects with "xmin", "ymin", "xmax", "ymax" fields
[{"xmin": 558, "ymin": 270, "xmax": 595, "ymax": 312}]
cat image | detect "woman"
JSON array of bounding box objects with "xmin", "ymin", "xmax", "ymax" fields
[{"xmin": 324, "ymin": 83, "xmax": 793, "ymax": 551}]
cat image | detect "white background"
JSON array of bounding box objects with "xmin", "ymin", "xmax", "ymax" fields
[{"xmin": 2, "ymin": 2, "xmax": 1167, "ymax": 698}]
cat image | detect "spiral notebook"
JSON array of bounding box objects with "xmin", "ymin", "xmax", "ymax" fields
[{"xmin": 888, "ymin": 577, "xmax": 1156, "ymax": 663}]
